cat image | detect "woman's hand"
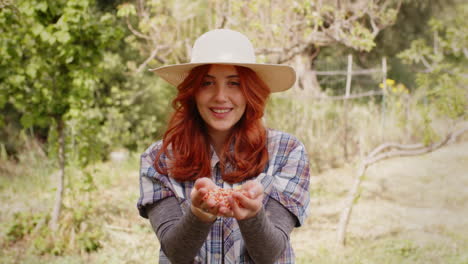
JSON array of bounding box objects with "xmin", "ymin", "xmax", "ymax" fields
[
  {"xmin": 228, "ymin": 180, "xmax": 264, "ymax": 220},
  {"xmin": 190, "ymin": 178, "xmax": 219, "ymax": 222}
]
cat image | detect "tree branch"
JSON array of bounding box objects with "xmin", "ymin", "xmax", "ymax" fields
[
  {"xmin": 337, "ymin": 123, "xmax": 468, "ymax": 246},
  {"xmin": 137, "ymin": 47, "xmax": 164, "ymax": 73},
  {"xmin": 278, "ymin": 43, "xmax": 311, "ymax": 64},
  {"xmin": 369, "ymin": 16, "xmax": 380, "ymax": 37},
  {"xmin": 367, "ymin": 142, "xmax": 425, "ymax": 159},
  {"xmin": 136, "ymin": 0, "xmax": 148, "ymax": 19},
  {"xmin": 420, "ymin": 55, "xmax": 434, "ymax": 72},
  {"xmin": 126, "ymin": 17, "xmax": 151, "ymax": 40}
]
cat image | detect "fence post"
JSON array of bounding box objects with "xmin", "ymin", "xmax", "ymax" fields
[
  {"xmin": 381, "ymin": 57, "xmax": 387, "ymax": 140},
  {"xmin": 343, "ymin": 54, "xmax": 353, "ymax": 161}
]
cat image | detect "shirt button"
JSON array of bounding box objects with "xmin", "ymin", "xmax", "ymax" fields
[
  {"xmin": 214, "ymin": 254, "xmax": 221, "ymax": 259},
  {"xmin": 217, "ymin": 179, "xmax": 224, "ymax": 185}
]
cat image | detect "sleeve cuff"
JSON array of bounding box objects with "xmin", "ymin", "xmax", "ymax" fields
[
  {"xmin": 237, "ymin": 208, "xmax": 266, "ymax": 230},
  {"xmin": 185, "ymin": 207, "xmax": 217, "ymax": 230}
]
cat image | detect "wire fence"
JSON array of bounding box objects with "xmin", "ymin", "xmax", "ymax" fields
[
  {"xmin": 272, "ymin": 55, "xmax": 394, "ymax": 164},
  {"xmin": 282, "ymin": 55, "xmax": 387, "ymax": 101}
]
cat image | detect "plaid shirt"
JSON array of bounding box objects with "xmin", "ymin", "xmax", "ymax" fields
[{"xmin": 138, "ymin": 128, "xmax": 310, "ymax": 264}]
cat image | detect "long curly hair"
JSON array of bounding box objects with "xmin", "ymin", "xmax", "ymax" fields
[{"xmin": 154, "ymin": 64, "xmax": 270, "ymax": 183}]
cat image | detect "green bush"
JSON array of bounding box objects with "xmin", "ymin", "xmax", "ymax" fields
[{"xmin": 6, "ymin": 212, "xmax": 46, "ymax": 243}]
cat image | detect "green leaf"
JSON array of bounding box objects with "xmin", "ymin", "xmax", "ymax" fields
[
  {"xmin": 31, "ymin": 24, "xmax": 44, "ymax": 36},
  {"xmin": 117, "ymin": 3, "xmax": 136, "ymax": 17},
  {"xmin": 100, "ymin": 13, "xmax": 114, "ymax": 23},
  {"xmin": 40, "ymin": 30, "xmax": 56, "ymax": 44},
  {"xmin": 20, "ymin": 2, "xmax": 35, "ymax": 16},
  {"xmin": 36, "ymin": 116, "xmax": 51, "ymax": 128},
  {"xmin": 26, "ymin": 63, "xmax": 38, "ymax": 78},
  {"xmin": 8, "ymin": 75, "xmax": 26, "ymax": 86},
  {"xmin": 56, "ymin": 31, "xmax": 71, "ymax": 44},
  {"xmin": 0, "ymin": 94, "xmax": 6, "ymax": 108},
  {"xmin": 20, "ymin": 113, "xmax": 34, "ymax": 128},
  {"xmin": 36, "ymin": 2, "xmax": 48, "ymax": 12}
]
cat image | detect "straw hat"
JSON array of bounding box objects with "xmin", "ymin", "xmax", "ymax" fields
[{"xmin": 150, "ymin": 29, "xmax": 296, "ymax": 93}]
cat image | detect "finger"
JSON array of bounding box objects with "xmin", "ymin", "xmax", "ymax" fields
[
  {"xmin": 204, "ymin": 196, "xmax": 218, "ymax": 208},
  {"xmin": 205, "ymin": 204, "xmax": 219, "ymax": 215},
  {"xmin": 229, "ymin": 196, "xmax": 245, "ymax": 219},
  {"xmin": 242, "ymin": 181, "xmax": 263, "ymax": 199},
  {"xmin": 194, "ymin": 177, "xmax": 213, "ymax": 190},
  {"xmin": 200, "ymin": 189, "xmax": 220, "ymax": 208},
  {"xmin": 217, "ymin": 205, "xmax": 232, "ymax": 217},
  {"xmin": 241, "ymin": 180, "xmax": 255, "ymax": 191},
  {"xmin": 232, "ymin": 191, "xmax": 261, "ymax": 211},
  {"xmin": 227, "ymin": 210, "xmax": 235, "ymax": 218},
  {"xmin": 246, "ymin": 185, "xmax": 263, "ymax": 199},
  {"xmin": 191, "ymin": 187, "xmax": 208, "ymax": 206},
  {"xmin": 193, "ymin": 178, "xmax": 218, "ymax": 206}
]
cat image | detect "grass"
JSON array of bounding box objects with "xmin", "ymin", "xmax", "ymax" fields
[
  {"xmin": 266, "ymin": 89, "xmax": 467, "ymax": 174},
  {"xmin": 0, "ymin": 150, "xmax": 160, "ymax": 263},
  {"xmin": 291, "ymin": 141, "xmax": 468, "ymax": 264},
  {"xmin": 1, "ymin": 139, "xmax": 468, "ymax": 263}
]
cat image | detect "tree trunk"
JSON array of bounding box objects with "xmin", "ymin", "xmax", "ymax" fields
[
  {"xmin": 50, "ymin": 118, "xmax": 66, "ymax": 231},
  {"xmin": 293, "ymin": 53, "xmax": 323, "ymax": 96}
]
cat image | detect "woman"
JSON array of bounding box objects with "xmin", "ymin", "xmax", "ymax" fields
[{"xmin": 138, "ymin": 29, "xmax": 310, "ymax": 264}]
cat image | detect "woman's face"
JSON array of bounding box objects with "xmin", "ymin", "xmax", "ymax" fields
[{"xmin": 195, "ymin": 64, "xmax": 247, "ymax": 139}]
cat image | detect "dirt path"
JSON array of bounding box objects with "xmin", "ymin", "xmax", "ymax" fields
[{"xmin": 292, "ymin": 141, "xmax": 468, "ymax": 261}]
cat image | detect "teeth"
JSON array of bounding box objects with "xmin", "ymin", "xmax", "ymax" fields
[{"xmin": 212, "ymin": 109, "xmax": 231, "ymax": 113}]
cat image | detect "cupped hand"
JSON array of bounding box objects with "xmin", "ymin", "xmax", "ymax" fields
[
  {"xmin": 228, "ymin": 180, "xmax": 264, "ymax": 220},
  {"xmin": 190, "ymin": 177, "xmax": 219, "ymax": 221}
]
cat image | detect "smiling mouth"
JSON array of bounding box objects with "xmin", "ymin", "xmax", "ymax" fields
[{"xmin": 210, "ymin": 108, "xmax": 232, "ymax": 114}]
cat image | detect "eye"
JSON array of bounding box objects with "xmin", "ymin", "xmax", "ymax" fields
[
  {"xmin": 228, "ymin": 81, "xmax": 241, "ymax": 87},
  {"xmin": 201, "ymin": 81, "xmax": 214, "ymax": 87}
]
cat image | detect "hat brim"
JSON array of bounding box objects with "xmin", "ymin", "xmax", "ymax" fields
[{"xmin": 149, "ymin": 62, "xmax": 296, "ymax": 93}]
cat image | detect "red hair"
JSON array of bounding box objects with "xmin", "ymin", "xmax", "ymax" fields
[{"xmin": 154, "ymin": 64, "xmax": 270, "ymax": 183}]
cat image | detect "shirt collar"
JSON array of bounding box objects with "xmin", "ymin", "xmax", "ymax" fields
[{"xmin": 209, "ymin": 141, "xmax": 235, "ymax": 170}]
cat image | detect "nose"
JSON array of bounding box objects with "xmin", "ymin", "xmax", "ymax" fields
[{"xmin": 213, "ymin": 83, "xmax": 228, "ymax": 102}]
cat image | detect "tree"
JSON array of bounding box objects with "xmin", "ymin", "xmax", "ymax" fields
[
  {"xmin": 116, "ymin": 0, "xmax": 212, "ymax": 71},
  {"xmin": 0, "ymin": 0, "xmax": 124, "ymax": 230},
  {"xmin": 345, "ymin": 0, "xmax": 456, "ymax": 91},
  {"xmin": 398, "ymin": 2, "xmax": 467, "ymax": 132},
  {"xmin": 117, "ymin": 0, "xmax": 402, "ymax": 94}
]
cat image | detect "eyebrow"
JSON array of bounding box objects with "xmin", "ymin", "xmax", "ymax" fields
[{"xmin": 204, "ymin": 74, "xmax": 239, "ymax": 79}]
